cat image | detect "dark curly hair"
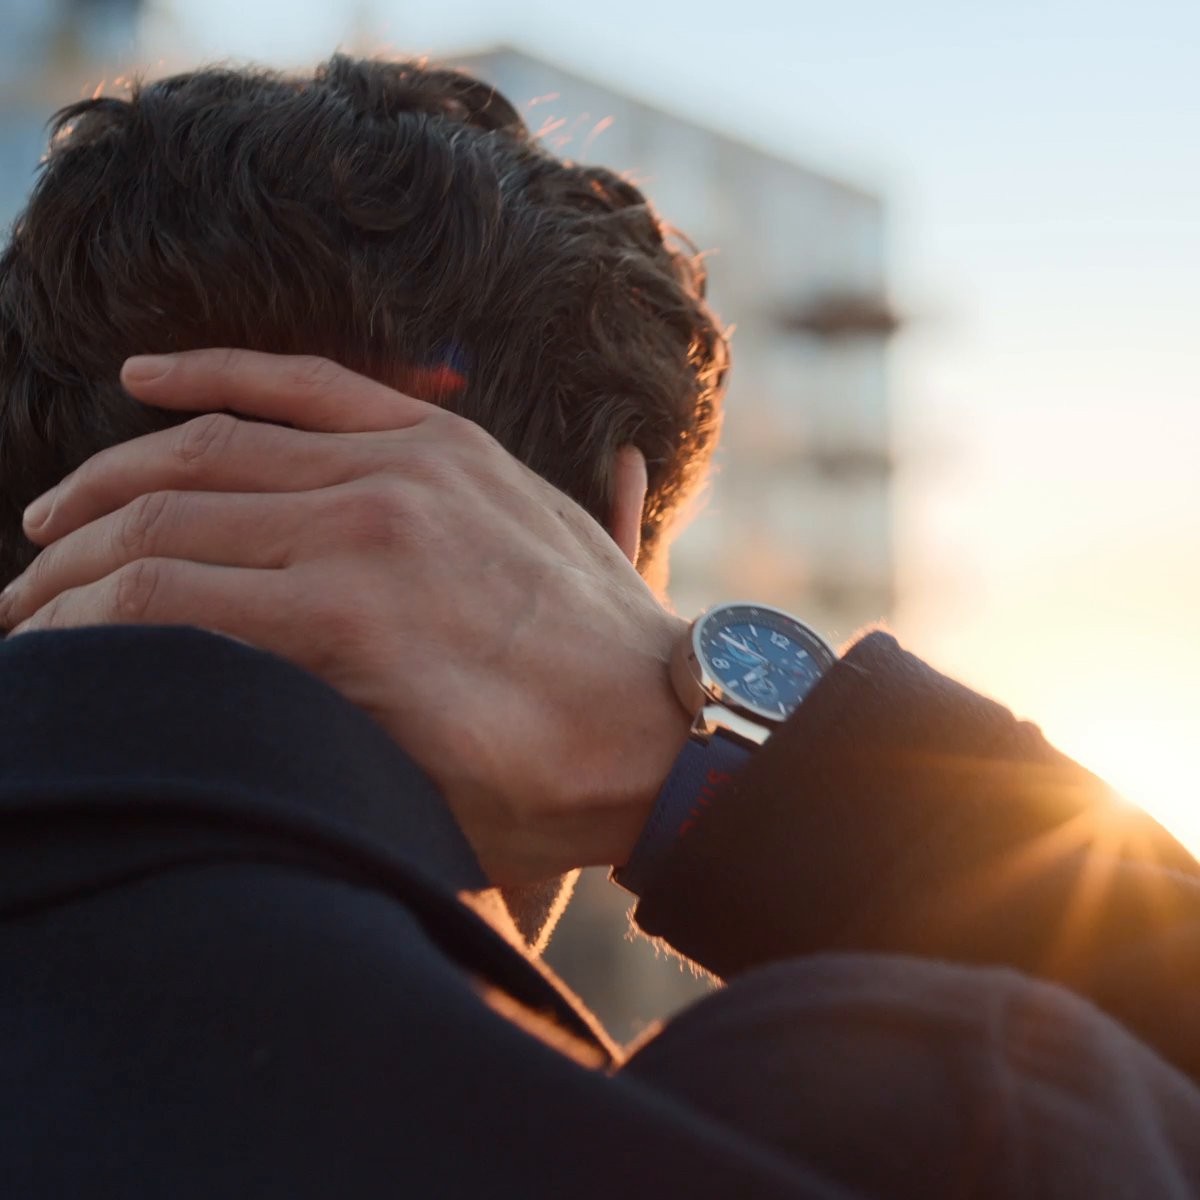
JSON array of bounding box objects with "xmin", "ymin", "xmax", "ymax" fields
[{"xmin": 0, "ymin": 54, "xmax": 728, "ymax": 587}]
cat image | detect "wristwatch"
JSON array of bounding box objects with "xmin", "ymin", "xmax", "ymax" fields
[
  {"xmin": 610, "ymin": 603, "xmax": 836, "ymax": 895},
  {"xmin": 671, "ymin": 601, "xmax": 838, "ymax": 746}
]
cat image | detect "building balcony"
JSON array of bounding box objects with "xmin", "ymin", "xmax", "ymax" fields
[
  {"xmin": 777, "ymin": 290, "xmax": 902, "ymax": 340},
  {"xmin": 747, "ymin": 442, "xmax": 893, "ymax": 480}
]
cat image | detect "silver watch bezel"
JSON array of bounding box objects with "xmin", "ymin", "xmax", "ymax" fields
[{"xmin": 670, "ymin": 601, "xmax": 836, "ymax": 737}]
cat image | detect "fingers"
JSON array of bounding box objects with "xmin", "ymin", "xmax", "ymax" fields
[
  {"xmin": 2, "ymin": 490, "xmax": 313, "ymax": 632},
  {"xmin": 25, "ymin": 350, "xmax": 455, "ymax": 544},
  {"xmin": 121, "ymin": 350, "xmax": 440, "ymax": 434},
  {"xmin": 4, "ymin": 558, "xmax": 299, "ymax": 652},
  {"xmin": 23, "ymin": 413, "xmax": 367, "ymax": 545}
]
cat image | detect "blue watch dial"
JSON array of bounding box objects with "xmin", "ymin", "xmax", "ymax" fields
[{"xmin": 696, "ymin": 604, "xmax": 835, "ymax": 723}]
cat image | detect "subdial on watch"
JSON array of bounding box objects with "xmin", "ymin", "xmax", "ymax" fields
[{"xmin": 745, "ymin": 674, "xmax": 778, "ymax": 701}]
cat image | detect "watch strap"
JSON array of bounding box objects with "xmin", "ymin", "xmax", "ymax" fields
[{"xmin": 610, "ymin": 729, "xmax": 754, "ymax": 896}]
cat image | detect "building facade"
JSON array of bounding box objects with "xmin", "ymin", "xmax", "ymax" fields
[
  {"xmin": 459, "ymin": 47, "xmax": 896, "ymax": 648},
  {"xmin": 1, "ymin": 0, "xmax": 142, "ymax": 229}
]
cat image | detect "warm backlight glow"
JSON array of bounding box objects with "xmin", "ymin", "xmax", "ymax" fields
[{"xmin": 1044, "ymin": 719, "xmax": 1200, "ymax": 862}]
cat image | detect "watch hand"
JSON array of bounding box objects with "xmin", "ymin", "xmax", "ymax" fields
[{"xmin": 720, "ymin": 631, "xmax": 766, "ymax": 661}]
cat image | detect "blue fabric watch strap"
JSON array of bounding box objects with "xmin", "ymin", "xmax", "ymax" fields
[{"xmin": 611, "ymin": 730, "xmax": 754, "ymax": 897}]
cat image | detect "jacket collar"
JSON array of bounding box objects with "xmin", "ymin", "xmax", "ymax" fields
[
  {"xmin": 0, "ymin": 625, "xmax": 619, "ymax": 1059},
  {"xmin": 0, "ymin": 625, "xmax": 488, "ymax": 900}
]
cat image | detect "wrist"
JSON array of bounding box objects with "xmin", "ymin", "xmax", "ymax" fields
[
  {"xmin": 450, "ymin": 605, "xmax": 694, "ymax": 887},
  {"xmin": 602, "ymin": 612, "xmax": 694, "ymax": 869}
]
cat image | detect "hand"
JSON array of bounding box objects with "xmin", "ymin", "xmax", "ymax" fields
[{"xmin": 0, "ymin": 350, "xmax": 692, "ymax": 885}]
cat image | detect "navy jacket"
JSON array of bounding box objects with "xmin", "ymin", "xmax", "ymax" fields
[{"xmin": 3, "ymin": 626, "xmax": 1199, "ymax": 1197}]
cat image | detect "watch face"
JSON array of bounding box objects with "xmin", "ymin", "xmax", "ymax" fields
[{"xmin": 695, "ymin": 603, "xmax": 835, "ymax": 723}]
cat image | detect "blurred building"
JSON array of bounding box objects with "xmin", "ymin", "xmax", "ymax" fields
[
  {"xmin": 0, "ymin": 0, "xmax": 142, "ymax": 228},
  {"xmin": 456, "ymin": 47, "xmax": 898, "ymax": 1040},
  {"xmin": 457, "ymin": 47, "xmax": 897, "ymax": 647}
]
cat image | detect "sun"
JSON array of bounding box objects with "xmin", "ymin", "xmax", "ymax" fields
[{"xmin": 1051, "ymin": 718, "xmax": 1200, "ymax": 861}]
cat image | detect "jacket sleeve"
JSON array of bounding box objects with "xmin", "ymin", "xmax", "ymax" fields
[{"xmin": 631, "ymin": 632, "xmax": 1200, "ymax": 1083}]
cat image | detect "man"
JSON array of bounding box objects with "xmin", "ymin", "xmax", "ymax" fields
[
  {"xmin": 0, "ymin": 52, "xmax": 725, "ymax": 944},
  {"xmin": 2, "ymin": 57, "xmax": 1199, "ymax": 1198}
]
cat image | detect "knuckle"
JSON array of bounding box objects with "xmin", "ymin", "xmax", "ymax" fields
[
  {"xmin": 398, "ymin": 421, "xmax": 490, "ymax": 485},
  {"xmin": 20, "ymin": 545, "xmax": 54, "ymax": 598},
  {"xmin": 448, "ymin": 413, "xmax": 496, "ymax": 455},
  {"xmin": 64, "ymin": 457, "xmax": 103, "ymax": 512},
  {"xmin": 301, "ymin": 582, "xmax": 378, "ymax": 671},
  {"xmin": 20, "ymin": 591, "xmax": 64, "ymax": 633},
  {"xmin": 289, "ymin": 355, "xmax": 343, "ymax": 394},
  {"xmin": 112, "ymin": 558, "xmax": 167, "ymax": 623},
  {"xmin": 117, "ymin": 490, "xmax": 173, "ymax": 557},
  {"xmin": 175, "ymin": 412, "xmax": 238, "ymax": 469},
  {"xmin": 396, "ymin": 449, "xmax": 459, "ymax": 490},
  {"xmin": 213, "ymin": 347, "xmax": 242, "ymax": 373},
  {"xmin": 333, "ymin": 480, "xmax": 415, "ymax": 549}
]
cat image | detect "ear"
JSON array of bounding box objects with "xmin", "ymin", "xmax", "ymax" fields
[{"xmin": 609, "ymin": 444, "xmax": 648, "ymax": 564}]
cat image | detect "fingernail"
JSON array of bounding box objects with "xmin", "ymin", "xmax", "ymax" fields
[
  {"xmin": 23, "ymin": 490, "xmax": 54, "ymax": 529},
  {"xmin": 123, "ymin": 354, "xmax": 175, "ymax": 383}
]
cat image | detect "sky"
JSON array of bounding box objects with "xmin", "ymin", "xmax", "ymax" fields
[{"xmin": 144, "ymin": 0, "xmax": 1200, "ymax": 847}]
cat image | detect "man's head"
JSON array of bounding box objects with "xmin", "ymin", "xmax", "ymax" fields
[{"xmin": 0, "ymin": 54, "xmax": 727, "ymax": 590}]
